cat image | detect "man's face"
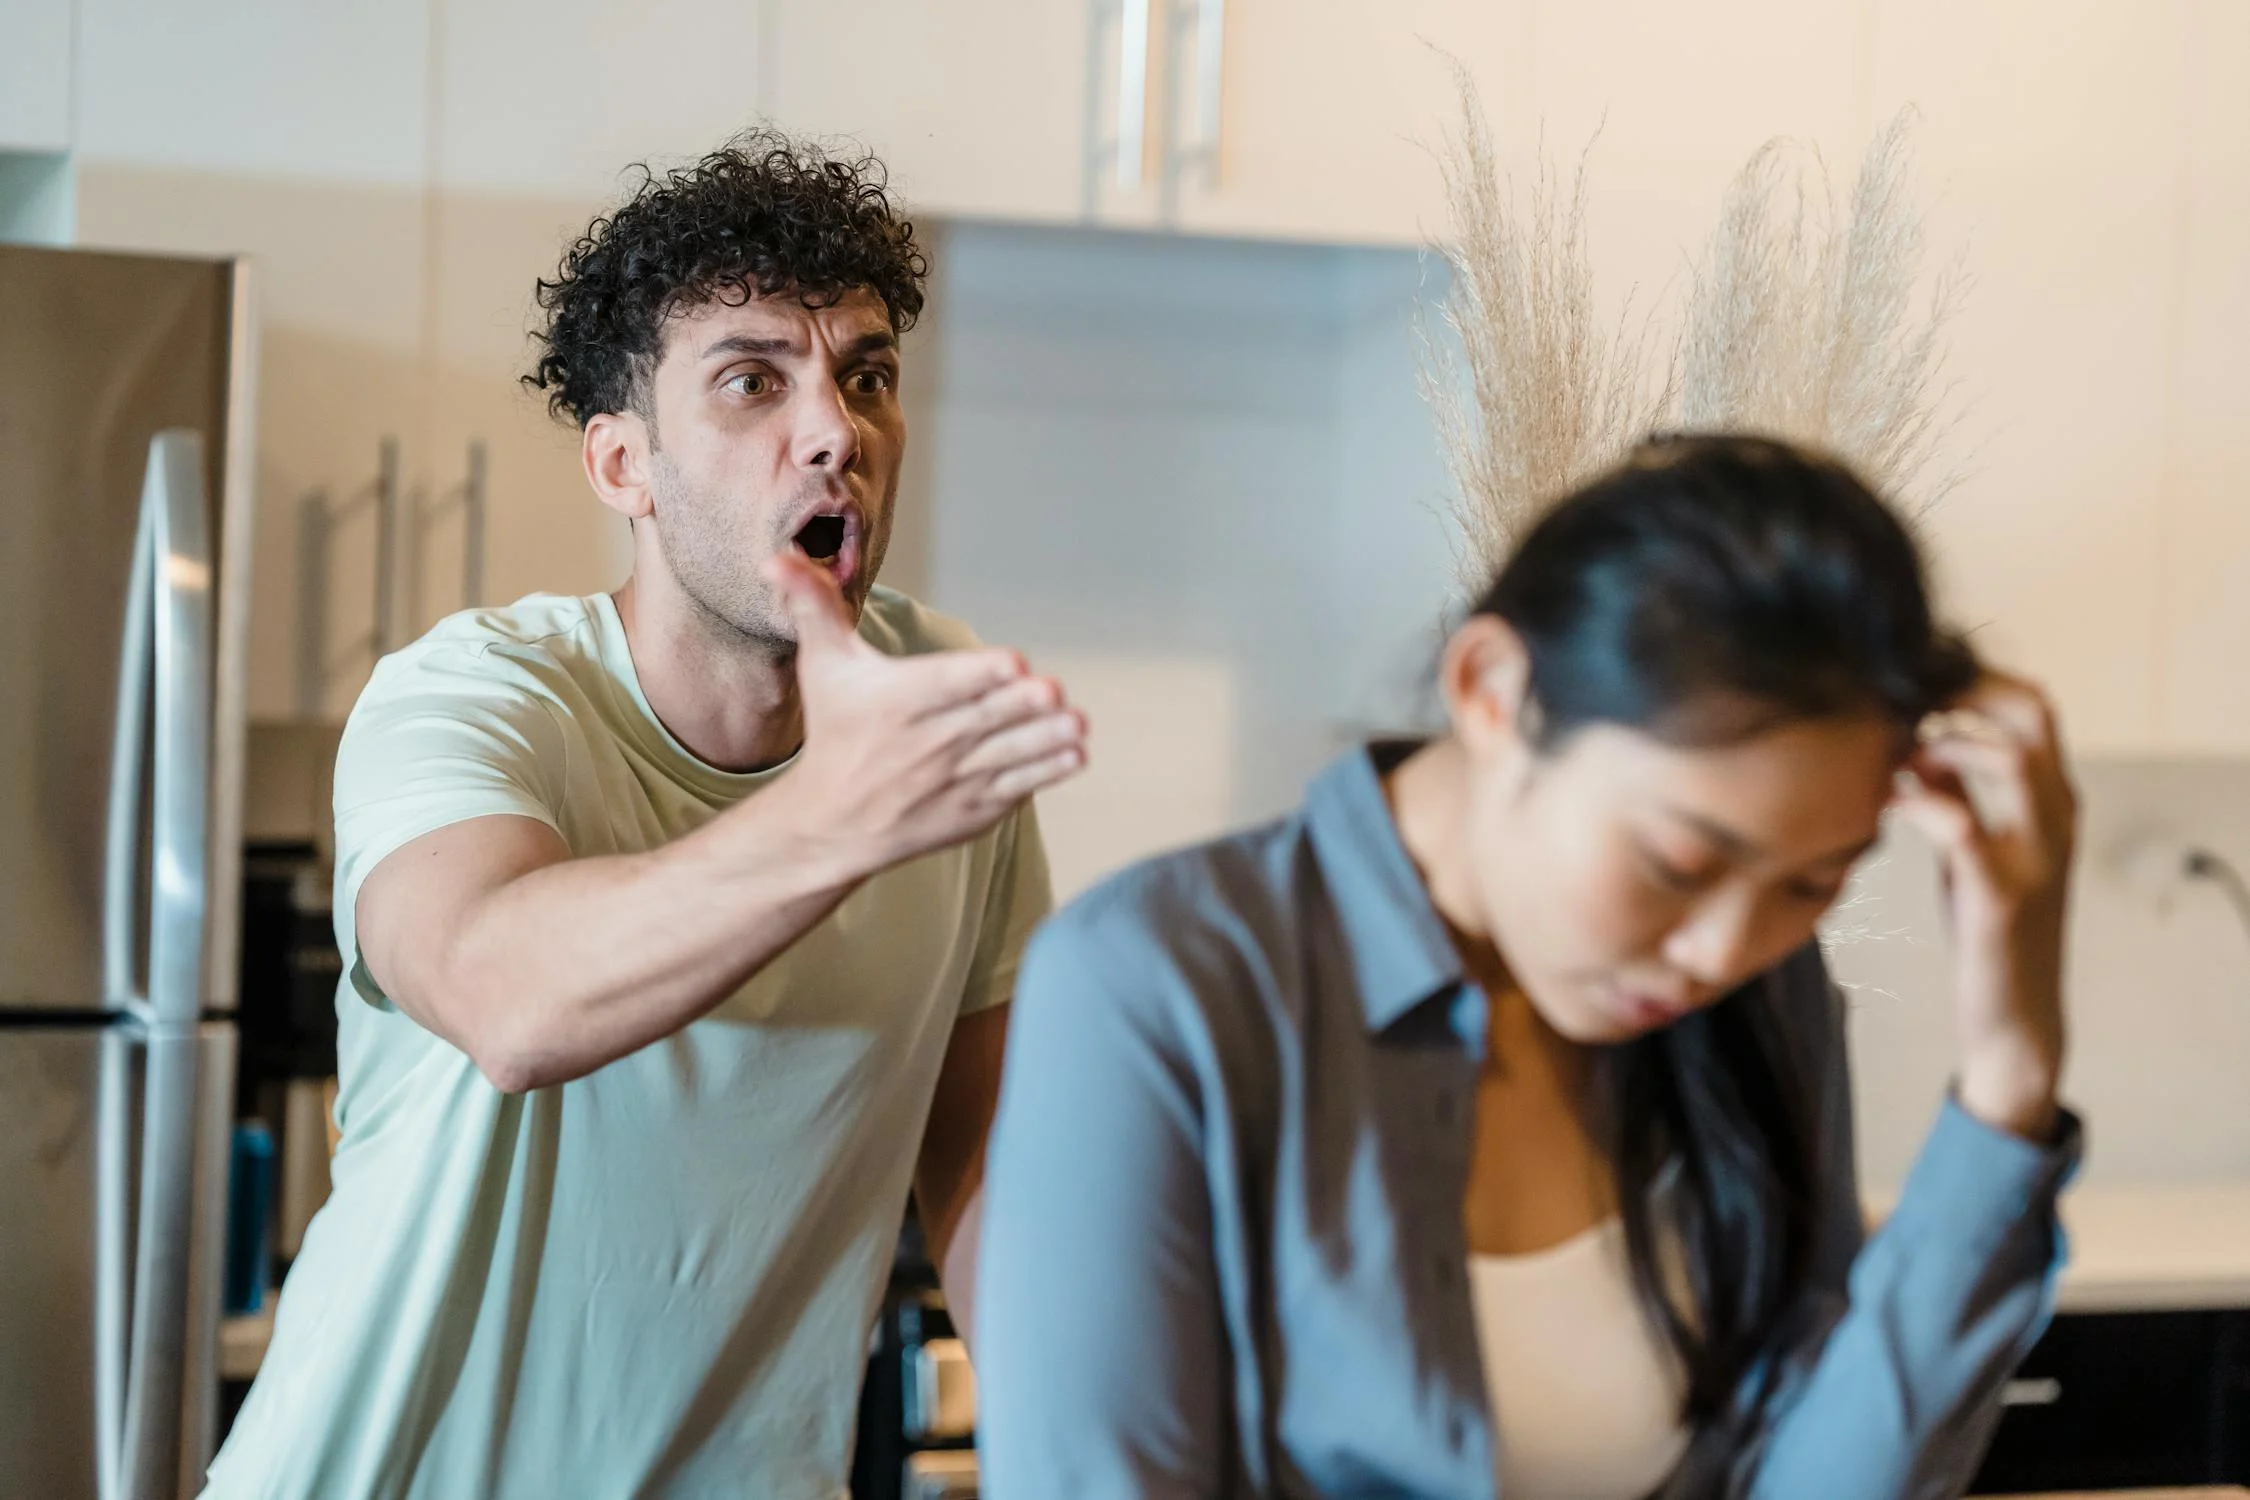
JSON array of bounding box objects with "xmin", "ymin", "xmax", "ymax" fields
[{"xmin": 639, "ymin": 286, "xmax": 904, "ymax": 647}]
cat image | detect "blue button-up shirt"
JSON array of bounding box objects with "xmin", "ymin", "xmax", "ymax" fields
[{"xmin": 977, "ymin": 745, "xmax": 2080, "ymax": 1499}]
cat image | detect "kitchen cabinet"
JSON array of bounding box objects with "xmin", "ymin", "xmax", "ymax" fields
[
  {"xmin": 432, "ymin": 0, "xmax": 772, "ymax": 199},
  {"xmin": 1973, "ymin": 1311, "xmax": 2250, "ymax": 1493},
  {"xmin": 765, "ymin": 0, "xmax": 1111, "ymax": 226},
  {"xmin": 46, "ymin": 0, "xmax": 2250, "ymax": 755},
  {"xmin": 1859, "ymin": 0, "xmax": 2199, "ymax": 755},
  {"xmin": 1158, "ymin": 0, "xmax": 1444, "ymax": 246},
  {"xmin": 1959, "ymin": 1187, "xmax": 2250, "ymax": 1494},
  {"xmin": 0, "ymin": 0, "xmax": 72, "ymax": 153},
  {"xmin": 74, "ymin": 0, "xmax": 430, "ymax": 184},
  {"xmin": 1151, "ymin": 0, "xmax": 1862, "ymax": 249},
  {"xmin": 2159, "ymin": 0, "xmax": 2250, "ymax": 753}
]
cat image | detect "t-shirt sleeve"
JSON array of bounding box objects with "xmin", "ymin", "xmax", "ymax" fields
[
  {"xmin": 958, "ymin": 800, "xmax": 1054, "ymax": 1016},
  {"xmin": 330, "ymin": 645, "xmax": 568, "ymax": 996}
]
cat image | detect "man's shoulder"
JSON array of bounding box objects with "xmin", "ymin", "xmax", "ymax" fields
[
  {"xmin": 858, "ymin": 586, "xmax": 983, "ymax": 659},
  {"xmin": 359, "ymin": 595, "xmax": 604, "ymax": 705}
]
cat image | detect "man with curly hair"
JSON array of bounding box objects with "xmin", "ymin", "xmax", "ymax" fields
[{"xmin": 204, "ymin": 130, "xmax": 1084, "ymax": 1499}]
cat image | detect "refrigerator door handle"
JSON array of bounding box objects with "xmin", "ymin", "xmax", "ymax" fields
[
  {"xmin": 94, "ymin": 1031, "xmax": 134, "ymax": 1500},
  {"xmin": 143, "ymin": 431, "xmax": 212, "ymax": 1034},
  {"xmin": 102, "ymin": 475, "xmax": 153, "ymax": 1016},
  {"xmin": 104, "ymin": 431, "xmax": 214, "ymax": 1500}
]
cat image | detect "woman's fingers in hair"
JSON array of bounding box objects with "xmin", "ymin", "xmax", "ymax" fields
[
  {"xmin": 1922, "ymin": 671, "xmax": 2078, "ymax": 855},
  {"xmin": 1912, "ymin": 735, "xmax": 2037, "ymax": 842},
  {"xmin": 1891, "ymin": 763, "xmax": 1991, "ymax": 867}
]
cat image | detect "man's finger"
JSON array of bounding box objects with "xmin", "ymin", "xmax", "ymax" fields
[
  {"xmin": 899, "ymin": 651, "xmax": 1039, "ymax": 720},
  {"xmin": 763, "ymin": 552, "xmax": 864, "ymax": 659},
  {"xmin": 924, "ymin": 674, "xmax": 1064, "ymax": 744},
  {"xmin": 986, "ymin": 744, "xmax": 1088, "ymax": 804},
  {"xmin": 955, "ymin": 708, "xmax": 1087, "ymax": 780}
]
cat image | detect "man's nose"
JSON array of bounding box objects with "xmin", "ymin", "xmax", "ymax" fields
[{"xmin": 794, "ymin": 381, "xmax": 860, "ymax": 472}]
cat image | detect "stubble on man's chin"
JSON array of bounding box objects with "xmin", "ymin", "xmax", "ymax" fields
[{"xmin": 648, "ymin": 461, "xmax": 893, "ymax": 654}]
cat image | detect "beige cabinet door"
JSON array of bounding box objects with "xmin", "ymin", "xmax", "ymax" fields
[
  {"xmin": 1163, "ymin": 0, "xmax": 1865, "ymax": 248},
  {"xmin": 765, "ymin": 0, "xmax": 1153, "ymax": 226},
  {"xmin": 1862, "ymin": 0, "xmax": 2198, "ymax": 754},
  {"xmin": 1161, "ymin": 0, "xmax": 1446, "ymax": 246},
  {"xmin": 432, "ymin": 0, "xmax": 777, "ymax": 198},
  {"xmin": 2159, "ymin": 0, "xmax": 2250, "ymax": 752}
]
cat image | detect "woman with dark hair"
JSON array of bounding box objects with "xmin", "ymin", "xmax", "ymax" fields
[{"xmin": 975, "ymin": 435, "xmax": 2079, "ymax": 1500}]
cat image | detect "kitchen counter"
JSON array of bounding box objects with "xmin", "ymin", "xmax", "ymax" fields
[
  {"xmin": 1864, "ymin": 1181, "xmax": 2250, "ymax": 1314},
  {"xmin": 2053, "ymin": 1184, "xmax": 2250, "ymax": 1314}
]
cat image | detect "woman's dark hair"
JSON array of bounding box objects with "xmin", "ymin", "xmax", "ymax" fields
[
  {"xmin": 1473, "ymin": 433, "xmax": 1979, "ymax": 1496},
  {"xmin": 523, "ymin": 128, "xmax": 928, "ymax": 429}
]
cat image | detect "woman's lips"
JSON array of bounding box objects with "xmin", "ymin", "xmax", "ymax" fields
[{"xmin": 1605, "ymin": 985, "xmax": 1695, "ymax": 1030}]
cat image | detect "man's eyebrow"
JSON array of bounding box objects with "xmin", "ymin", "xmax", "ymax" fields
[
  {"xmin": 700, "ymin": 333, "xmax": 798, "ymax": 361},
  {"xmin": 698, "ymin": 330, "xmax": 897, "ymax": 362}
]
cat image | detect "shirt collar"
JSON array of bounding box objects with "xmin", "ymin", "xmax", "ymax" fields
[{"xmin": 1302, "ymin": 741, "xmax": 1468, "ymax": 1033}]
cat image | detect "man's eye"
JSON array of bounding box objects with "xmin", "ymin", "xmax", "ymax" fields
[
  {"xmin": 849, "ymin": 369, "xmax": 892, "ymax": 395},
  {"xmin": 727, "ymin": 371, "xmax": 774, "ymax": 396}
]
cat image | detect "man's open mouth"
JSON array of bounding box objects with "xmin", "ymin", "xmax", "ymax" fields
[{"xmin": 796, "ymin": 514, "xmax": 846, "ymax": 561}]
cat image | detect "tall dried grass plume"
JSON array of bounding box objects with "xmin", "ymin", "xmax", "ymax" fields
[
  {"xmin": 1421, "ymin": 81, "xmax": 1963, "ymax": 578},
  {"xmin": 1418, "ymin": 64, "xmax": 1672, "ymax": 593}
]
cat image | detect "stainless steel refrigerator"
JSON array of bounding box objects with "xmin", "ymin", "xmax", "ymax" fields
[{"xmin": 0, "ymin": 244, "xmax": 258, "ymax": 1500}]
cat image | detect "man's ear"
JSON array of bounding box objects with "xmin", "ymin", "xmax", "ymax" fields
[
  {"xmin": 585, "ymin": 409, "xmax": 655, "ymax": 523},
  {"xmin": 1439, "ymin": 613, "xmax": 1538, "ymax": 755}
]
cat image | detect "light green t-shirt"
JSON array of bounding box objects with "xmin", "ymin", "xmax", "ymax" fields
[{"xmin": 205, "ymin": 588, "xmax": 1049, "ymax": 1500}]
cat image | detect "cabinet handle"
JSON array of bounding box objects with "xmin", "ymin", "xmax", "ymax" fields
[
  {"xmin": 462, "ymin": 440, "xmax": 487, "ymax": 607},
  {"xmin": 1117, "ymin": 0, "xmax": 1151, "ymax": 187},
  {"xmin": 1188, "ymin": 0, "xmax": 1225, "ymax": 183},
  {"xmin": 2000, "ymin": 1377, "xmax": 2064, "ymax": 1408},
  {"xmin": 371, "ymin": 435, "xmax": 400, "ymax": 657}
]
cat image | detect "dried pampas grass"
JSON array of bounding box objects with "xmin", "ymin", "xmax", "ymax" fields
[
  {"xmin": 1678, "ymin": 111, "xmax": 1963, "ymax": 513},
  {"xmin": 1422, "ymin": 82, "xmax": 1963, "ymax": 574},
  {"xmin": 1418, "ymin": 63, "xmax": 1672, "ymax": 593}
]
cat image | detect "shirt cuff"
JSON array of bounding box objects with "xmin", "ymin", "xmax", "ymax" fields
[{"xmin": 1887, "ymin": 1095, "xmax": 2085, "ymax": 1264}]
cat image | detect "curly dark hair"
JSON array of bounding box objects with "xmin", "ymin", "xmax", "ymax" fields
[{"xmin": 523, "ymin": 128, "xmax": 929, "ymax": 428}]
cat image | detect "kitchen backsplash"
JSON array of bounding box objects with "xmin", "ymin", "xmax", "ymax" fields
[{"xmin": 1832, "ymin": 755, "xmax": 2250, "ymax": 1190}]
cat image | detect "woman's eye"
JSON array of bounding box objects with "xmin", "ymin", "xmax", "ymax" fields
[
  {"xmin": 1639, "ymin": 850, "xmax": 1702, "ymax": 892},
  {"xmin": 1788, "ymin": 879, "xmax": 1847, "ymax": 906}
]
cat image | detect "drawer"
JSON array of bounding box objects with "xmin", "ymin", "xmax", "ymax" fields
[{"xmin": 1973, "ymin": 1311, "xmax": 2250, "ymax": 1494}]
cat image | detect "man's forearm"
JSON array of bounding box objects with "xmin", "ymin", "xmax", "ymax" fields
[{"xmin": 405, "ymin": 790, "xmax": 874, "ymax": 1090}]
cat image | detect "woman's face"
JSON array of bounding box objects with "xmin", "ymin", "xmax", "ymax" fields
[{"xmin": 1446, "ymin": 630, "xmax": 1904, "ymax": 1044}]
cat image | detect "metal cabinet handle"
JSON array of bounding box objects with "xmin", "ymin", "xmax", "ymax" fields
[
  {"xmin": 1187, "ymin": 0, "xmax": 1225, "ymax": 184},
  {"xmin": 371, "ymin": 435, "xmax": 400, "ymax": 658},
  {"xmin": 463, "ymin": 440, "xmax": 487, "ymax": 608},
  {"xmin": 2000, "ymin": 1376, "xmax": 2064, "ymax": 1408},
  {"xmin": 1117, "ymin": 0, "xmax": 1152, "ymax": 187}
]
